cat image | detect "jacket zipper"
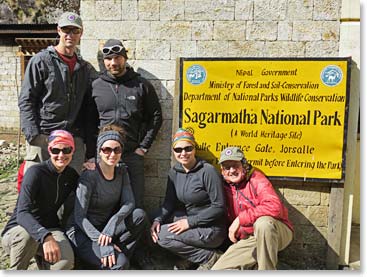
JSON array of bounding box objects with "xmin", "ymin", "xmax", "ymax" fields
[
  {"xmin": 55, "ymin": 174, "xmax": 61, "ymax": 204},
  {"xmin": 114, "ymin": 84, "xmax": 119, "ymax": 122}
]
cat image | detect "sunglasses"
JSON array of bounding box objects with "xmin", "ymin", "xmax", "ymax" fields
[
  {"xmin": 221, "ymin": 163, "xmax": 243, "ymax": 171},
  {"xmin": 60, "ymin": 27, "xmax": 82, "ymax": 35},
  {"xmin": 102, "ymin": 45, "xmax": 124, "ymax": 55},
  {"xmin": 50, "ymin": 147, "xmax": 73, "ymax": 155},
  {"xmin": 100, "ymin": 146, "xmax": 123, "ymax": 155},
  {"xmin": 173, "ymin": 146, "xmax": 194, "ymax": 153}
]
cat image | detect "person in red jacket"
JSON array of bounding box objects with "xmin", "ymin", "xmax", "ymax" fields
[{"xmin": 211, "ymin": 147, "xmax": 294, "ymax": 270}]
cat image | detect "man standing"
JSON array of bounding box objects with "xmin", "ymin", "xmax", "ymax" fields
[
  {"xmin": 91, "ymin": 39, "xmax": 162, "ymax": 208},
  {"xmin": 1, "ymin": 130, "xmax": 79, "ymax": 270},
  {"xmin": 212, "ymin": 147, "xmax": 294, "ymax": 270},
  {"xmin": 18, "ymin": 11, "xmax": 98, "ymax": 174}
]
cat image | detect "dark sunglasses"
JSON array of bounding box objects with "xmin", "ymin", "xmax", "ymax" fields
[
  {"xmin": 50, "ymin": 147, "xmax": 73, "ymax": 155},
  {"xmin": 100, "ymin": 146, "xmax": 123, "ymax": 155},
  {"xmin": 60, "ymin": 27, "xmax": 82, "ymax": 35},
  {"xmin": 221, "ymin": 164, "xmax": 242, "ymax": 171},
  {"xmin": 173, "ymin": 146, "xmax": 194, "ymax": 153},
  {"xmin": 102, "ymin": 45, "xmax": 124, "ymax": 55}
]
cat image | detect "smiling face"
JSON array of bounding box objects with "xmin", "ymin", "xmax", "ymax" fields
[
  {"xmin": 221, "ymin": 160, "xmax": 246, "ymax": 184},
  {"xmin": 57, "ymin": 25, "xmax": 82, "ymax": 51},
  {"xmin": 48, "ymin": 143, "xmax": 73, "ymax": 172},
  {"xmin": 99, "ymin": 140, "xmax": 122, "ymax": 167},
  {"xmin": 172, "ymin": 141, "xmax": 196, "ymax": 170}
]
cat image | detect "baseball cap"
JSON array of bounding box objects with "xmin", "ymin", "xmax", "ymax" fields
[
  {"xmin": 58, "ymin": 12, "xmax": 83, "ymax": 29},
  {"xmin": 218, "ymin": 147, "xmax": 245, "ymax": 164}
]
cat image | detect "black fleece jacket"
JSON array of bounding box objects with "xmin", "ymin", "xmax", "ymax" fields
[
  {"xmin": 154, "ymin": 159, "xmax": 226, "ymax": 228},
  {"xmin": 1, "ymin": 160, "xmax": 79, "ymax": 243},
  {"xmin": 91, "ymin": 67, "xmax": 162, "ymax": 153}
]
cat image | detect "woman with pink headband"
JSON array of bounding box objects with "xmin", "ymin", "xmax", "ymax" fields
[{"xmin": 1, "ymin": 130, "xmax": 78, "ymax": 270}]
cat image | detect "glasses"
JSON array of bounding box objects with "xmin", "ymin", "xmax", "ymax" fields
[
  {"xmin": 221, "ymin": 163, "xmax": 243, "ymax": 171},
  {"xmin": 50, "ymin": 147, "xmax": 73, "ymax": 155},
  {"xmin": 100, "ymin": 146, "xmax": 123, "ymax": 155},
  {"xmin": 173, "ymin": 146, "xmax": 194, "ymax": 153},
  {"xmin": 60, "ymin": 27, "xmax": 82, "ymax": 35},
  {"xmin": 102, "ymin": 45, "xmax": 124, "ymax": 55}
]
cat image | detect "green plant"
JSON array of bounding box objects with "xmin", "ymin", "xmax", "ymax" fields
[{"xmin": 0, "ymin": 156, "xmax": 20, "ymax": 181}]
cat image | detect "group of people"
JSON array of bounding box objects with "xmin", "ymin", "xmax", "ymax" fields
[{"xmin": 0, "ymin": 11, "xmax": 294, "ymax": 270}]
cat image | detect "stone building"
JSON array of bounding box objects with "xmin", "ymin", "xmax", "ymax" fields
[{"xmin": 0, "ymin": 0, "xmax": 360, "ymax": 270}]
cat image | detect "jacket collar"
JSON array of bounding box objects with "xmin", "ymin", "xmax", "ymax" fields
[{"xmin": 173, "ymin": 158, "xmax": 205, "ymax": 174}]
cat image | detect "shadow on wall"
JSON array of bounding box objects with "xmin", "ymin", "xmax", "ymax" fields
[{"xmin": 274, "ymin": 182, "xmax": 334, "ymax": 270}]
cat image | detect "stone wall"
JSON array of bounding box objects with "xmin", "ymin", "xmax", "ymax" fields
[
  {"xmin": 0, "ymin": 39, "xmax": 21, "ymax": 133},
  {"xmin": 276, "ymin": 182, "xmax": 330, "ymax": 269},
  {"xmin": 0, "ymin": 0, "xmax": 359, "ymax": 269},
  {"xmin": 79, "ymin": 0, "xmax": 342, "ymax": 206},
  {"xmin": 78, "ymin": 0, "xmax": 344, "ymax": 269}
]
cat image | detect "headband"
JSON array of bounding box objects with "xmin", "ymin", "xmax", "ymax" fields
[
  {"xmin": 97, "ymin": 130, "xmax": 125, "ymax": 154},
  {"xmin": 47, "ymin": 130, "xmax": 75, "ymax": 153},
  {"xmin": 172, "ymin": 128, "xmax": 196, "ymax": 148}
]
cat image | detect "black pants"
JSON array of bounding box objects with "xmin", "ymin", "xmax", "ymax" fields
[
  {"xmin": 68, "ymin": 208, "xmax": 146, "ymax": 270},
  {"xmin": 122, "ymin": 152, "xmax": 145, "ymax": 209},
  {"xmin": 156, "ymin": 214, "xmax": 226, "ymax": 265}
]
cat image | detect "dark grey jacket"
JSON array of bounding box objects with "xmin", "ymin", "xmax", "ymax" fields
[
  {"xmin": 154, "ymin": 159, "xmax": 226, "ymax": 228},
  {"xmin": 18, "ymin": 46, "xmax": 98, "ymax": 156},
  {"xmin": 71, "ymin": 163, "xmax": 135, "ymax": 257},
  {"xmin": 92, "ymin": 68, "xmax": 162, "ymax": 153}
]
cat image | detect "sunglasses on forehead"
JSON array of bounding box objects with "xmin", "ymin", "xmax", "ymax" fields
[
  {"xmin": 173, "ymin": 146, "xmax": 194, "ymax": 153},
  {"xmin": 102, "ymin": 45, "xmax": 124, "ymax": 55},
  {"xmin": 100, "ymin": 146, "xmax": 123, "ymax": 155},
  {"xmin": 50, "ymin": 147, "xmax": 73, "ymax": 155}
]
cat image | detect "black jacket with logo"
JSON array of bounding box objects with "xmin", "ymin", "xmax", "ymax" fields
[{"xmin": 92, "ymin": 67, "xmax": 162, "ymax": 153}]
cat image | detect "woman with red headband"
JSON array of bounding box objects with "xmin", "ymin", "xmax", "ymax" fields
[
  {"xmin": 1, "ymin": 130, "xmax": 78, "ymax": 270},
  {"xmin": 66, "ymin": 124, "xmax": 146, "ymax": 270},
  {"xmin": 150, "ymin": 128, "xmax": 226, "ymax": 270}
]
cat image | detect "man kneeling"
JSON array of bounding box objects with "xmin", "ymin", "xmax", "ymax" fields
[{"xmin": 212, "ymin": 147, "xmax": 294, "ymax": 270}]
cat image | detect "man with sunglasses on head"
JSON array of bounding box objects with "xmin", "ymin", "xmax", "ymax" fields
[
  {"xmin": 211, "ymin": 147, "xmax": 294, "ymax": 270},
  {"xmin": 18, "ymin": 11, "xmax": 98, "ymax": 175},
  {"xmin": 1, "ymin": 130, "xmax": 79, "ymax": 270},
  {"xmin": 90, "ymin": 39, "xmax": 162, "ymax": 209}
]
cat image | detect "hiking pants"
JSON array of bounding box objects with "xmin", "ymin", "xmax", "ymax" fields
[
  {"xmin": 211, "ymin": 216, "xmax": 293, "ymax": 270},
  {"xmin": 68, "ymin": 208, "xmax": 146, "ymax": 270},
  {"xmin": 122, "ymin": 152, "xmax": 145, "ymax": 209},
  {"xmin": 1, "ymin": 225, "xmax": 74, "ymax": 270},
  {"xmin": 156, "ymin": 215, "xmax": 226, "ymax": 265}
]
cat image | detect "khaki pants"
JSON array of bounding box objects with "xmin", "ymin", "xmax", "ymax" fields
[
  {"xmin": 211, "ymin": 216, "xmax": 293, "ymax": 270},
  {"xmin": 24, "ymin": 134, "xmax": 85, "ymax": 174},
  {"xmin": 1, "ymin": 225, "xmax": 74, "ymax": 270}
]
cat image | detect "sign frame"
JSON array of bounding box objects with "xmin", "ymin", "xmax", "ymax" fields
[{"xmin": 178, "ymin": 57, "xmax": 352, "ymax": 183}]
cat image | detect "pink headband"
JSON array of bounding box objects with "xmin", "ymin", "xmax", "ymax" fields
[{"xmin": 47, "ymin": 130, "xmax": 75, "ymax": 153}]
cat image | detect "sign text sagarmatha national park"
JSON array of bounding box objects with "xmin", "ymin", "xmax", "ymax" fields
[{"xmin": 179, "ymin": 58, "xmax": 351, "ymax": 181}]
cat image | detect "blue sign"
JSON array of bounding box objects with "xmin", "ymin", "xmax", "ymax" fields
[
  {"xmin": 321, "ymin": 65, "xmax": 343, "ymax": 87},
  {"xmin": 186, "ymin": 64, "xmax": 206, "ymax": 85}
]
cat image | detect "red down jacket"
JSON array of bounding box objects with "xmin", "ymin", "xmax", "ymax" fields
[{"xmin": 223, "ymin": 169, "xmax": 294, "ymax": 240}]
